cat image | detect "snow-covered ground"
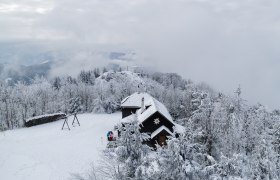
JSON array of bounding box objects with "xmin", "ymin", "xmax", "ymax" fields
[{"xmin": 0, "ymin": 113, "xmax": 121, "ymax": 180}]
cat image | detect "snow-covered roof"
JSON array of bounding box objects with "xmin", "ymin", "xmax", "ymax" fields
[
  {"xmin": 26, "ymin": 113, "xmax": 66, "ymax": 122},
  {"xmin": 121, "ymin": 92, "xmax": 174, "ymax": 124},
  {"xmin": 120, "ymin": 114, "xmax": 135, "ymax": 123},
  {"xmin": 151, "ymin": 125, "xmax": 173, "ymax": 139},
  {"xmin": 121, "ymin": 92, "xmax": 152, "ymax": 108},
  {"xmin": 137, "ymin": 98, "xmax": 174, "ymax": 124}
]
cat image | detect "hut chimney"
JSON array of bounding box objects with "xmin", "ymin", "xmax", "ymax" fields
[{"xmin": 141, "ymin": 97, "xmax": 145, "ymax": 113}]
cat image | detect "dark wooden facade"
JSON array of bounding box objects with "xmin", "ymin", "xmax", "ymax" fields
[
  {"xmin": 140, "ymin": 112, "xmax": 174, "ymax": 147},
  {"xmin": 121, "ymin": 107, "xmax": 139, "ymax": 118},
  {"xmin": 122, "ymin": 106, "xmax": 174, "ymax": 147},
  {"xmin": 151, "ymin": 130, "xmax": 170, "ymax": 146},
  {"xmin": 139, "ymin": 112, "xmax": 174, "ymax": 135}
]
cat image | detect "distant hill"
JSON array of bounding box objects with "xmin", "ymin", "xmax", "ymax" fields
[
  {"xmin": 0, "ymin": 61, "xmax": 52, "ymax": 84},
  {"xmin": 0, "ymin": 40, "xmax": 137, "ymax": 84},
  {"xmin": 0, "ymin": 40, "xmax": 136, "ymax": 65}
]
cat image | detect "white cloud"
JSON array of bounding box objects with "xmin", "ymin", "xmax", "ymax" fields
[{"xmin": 1, "ymin": 0, "xmax": 280, "ymax": 109}]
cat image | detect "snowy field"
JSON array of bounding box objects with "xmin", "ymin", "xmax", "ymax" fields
[{"xmin": 0, "ymin": 113, "xmax": 121, "ymax": 180}]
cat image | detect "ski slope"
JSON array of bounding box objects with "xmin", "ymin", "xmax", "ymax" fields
[{"xmin": 0, "ymin": 113, "xmax": 121, "ymax": 180}]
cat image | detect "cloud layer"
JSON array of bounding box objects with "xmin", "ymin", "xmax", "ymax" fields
[{"xmin": 1, "ymin": 0, "xmax": 280, "ymax": 109}]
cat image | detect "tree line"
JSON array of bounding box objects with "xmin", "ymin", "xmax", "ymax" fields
[{"xmin": 0, "ymin": 68, "xmax": 196, "ymax": 130}]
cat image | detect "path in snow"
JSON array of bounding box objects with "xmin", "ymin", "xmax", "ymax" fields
[{"xmin": 0, "ymin": 113, "xmax": 121, "ymax": 180}]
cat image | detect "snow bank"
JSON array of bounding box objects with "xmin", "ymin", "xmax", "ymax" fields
[
  {"xmin": 25, "ymin": 113, "xmax": 66, "ymax": 127},
  {"xmin": 25, "ymin": 113, "xmax": 66, "ymax": 122}
]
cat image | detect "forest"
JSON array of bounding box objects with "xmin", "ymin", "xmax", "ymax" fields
[{"xmin": 1, "ymin": 68, "xmax": 280, "ymax": 179}]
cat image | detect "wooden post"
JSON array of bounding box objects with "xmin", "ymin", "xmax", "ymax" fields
[
  {"xmin": 61, "ymin": 117, "xmax": 70, "ymax": 130},
  {"xmin": 72, "ymin": 113, "xmax": 80, "ymax": 126}
]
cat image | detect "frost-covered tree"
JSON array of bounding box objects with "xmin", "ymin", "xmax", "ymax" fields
[
  {"xmin": 68, "ymin": 96, "xmax": 82, "ymax": 114},
  {"xmin": 112, "ymin": 114, "xmax": 151, "ymax": 179},
  {"xmin": 213, "ymin": 153, "xmax": 244, "ymax": 179},
  {"xmin": 154, "ymin": 123, "xmax": 216, "ymax": 180},
  {"xmin": 248, "ymin": 139, "xmax": 278, "ymax": 179}
]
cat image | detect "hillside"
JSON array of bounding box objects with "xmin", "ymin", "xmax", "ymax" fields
[
  {"xmin": 0, "ymin": 69, "xmax": 280, "ymax": 179},
  {"xmin": 0, "ymin": 113, "xmax": 120, "ymax": 180}
]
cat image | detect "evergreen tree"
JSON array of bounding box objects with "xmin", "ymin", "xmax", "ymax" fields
[
  {"xmin": 52, "ymin": 77, "xmax": 61, "ymax": 90},
  {"xmin": 113, "ymin": 114, "xmax": 151, "ymax": 179},
  {"xmin": 68, "ymin": 96, "xmax": 82, "ymax": 114}
]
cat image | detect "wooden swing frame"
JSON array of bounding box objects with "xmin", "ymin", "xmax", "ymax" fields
[{"xmin": 61, "ymin": 113, "xmax": 80, "ymax": 130}]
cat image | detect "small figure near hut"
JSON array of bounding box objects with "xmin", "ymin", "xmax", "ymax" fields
[
  {"xmin": 107, "ymin": 131, "xmax": 114, "ymax": 141},
  {"xmin": 106, "ymin": 129, "xmax": 119, "ymax": 148}
]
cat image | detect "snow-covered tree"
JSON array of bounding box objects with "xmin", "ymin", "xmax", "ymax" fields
[
  {"xmin": 112, "ymin": 114, "xmax": 151, "ymax": 179},
  {"xmin": 68, "ymin": 96, "xmax": 82, "ymax": 114},
  {"xmin": 154, "ymin": 123, "xmax": 217, "ymax": 180}
]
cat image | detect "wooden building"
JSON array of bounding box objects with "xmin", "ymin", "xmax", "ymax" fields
[{"xmin": 121, "ymin": 92, "xmax": 179, "ymax": 147}]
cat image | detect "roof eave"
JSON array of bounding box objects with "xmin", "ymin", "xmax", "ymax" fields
[
  {"xmin": 151, "ymin": 125, "xmax": 173, "ymax": 139},
  {"xmin": 140, "ymin": 110, "xmax": 174, "ymax": 126}
]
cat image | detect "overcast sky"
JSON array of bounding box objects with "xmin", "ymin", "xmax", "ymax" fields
[{"xmin": 1, "ymin": 0, "xmax": 280, "ymax": 109}]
